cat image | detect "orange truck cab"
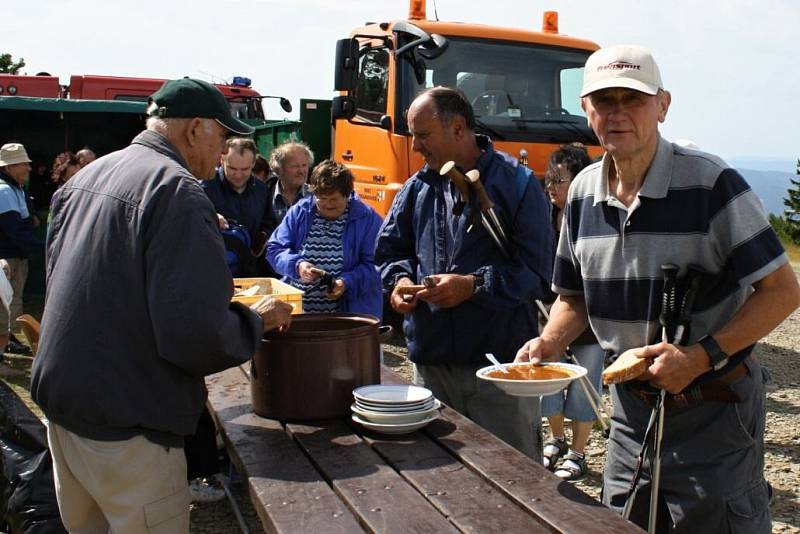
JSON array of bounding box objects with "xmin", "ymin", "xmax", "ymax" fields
[{"xmin": 332, "ymin": 0, "xmax": 602, "ymax": 216}]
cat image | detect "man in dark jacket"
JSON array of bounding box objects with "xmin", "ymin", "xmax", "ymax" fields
[
  {"xmin": 31, "ymin": 78, "xmax": 293, "ymax": 533},
  {"xmin": 202, "ymin": 137, "xmax": 271, "ymax": 275},
  {"xmin": 375, "ymin": 87, "xmax": 554, "ymax": 459},
  {"xmin": 0, "ymin": 143, "xmax": 41, "ymax": 355}
]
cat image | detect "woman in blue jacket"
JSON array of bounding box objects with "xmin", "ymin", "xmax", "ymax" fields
[{"xmin": 267, "ymin": 159, "xmax": 383, "ymax": 319}]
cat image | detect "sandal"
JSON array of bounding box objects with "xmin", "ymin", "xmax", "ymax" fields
[
  {"xmin": 542, "ymin": 437, "xmax": 568, "ymax": 471},
  {"xmin": 554, "ymin": 451, "xmax": 587, "ymax": 481}
]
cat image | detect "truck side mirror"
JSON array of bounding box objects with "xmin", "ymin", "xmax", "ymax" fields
[
  {"xmin": 379, "ymin": 115, "xmax": 392, "ymax": 131},
  {"xmin": 331, "ymin": 96, "xmax": 356, "ymax": 120},
  {"xmin": 334, "ymin": 38, "xmax": 359, "ymax": 92}
]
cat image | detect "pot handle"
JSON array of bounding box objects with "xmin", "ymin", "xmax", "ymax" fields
[{"xmin": 377, "ymin": 324, "xmax": 393, "ymax": 342}]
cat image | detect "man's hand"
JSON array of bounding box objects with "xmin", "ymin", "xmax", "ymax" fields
[
  {"xmin": 515, "ymin": 337, "xmax": 563, "ymax": 364},
  {"xmin": 416, "ymin": 273, "xmax": 473, "ymax": 309},
  {"xmin": 326, "ymin": 279, "xmax": 346, "ymax": 300},
  {"xmin": 216, "ymin": 213, "xmax": 229, "ymax": 230},
  {"xmin": 297, "ymin": 261, "xmax": 321, "ymax": 284},
  {"xmin": 390, "ymin": 277, "xmax": 418, "ymax": 314},
  {"xmin": 250, "ymin": 295, "xmax": 293, "ymax": 333},
  {"xmin": 635, "ymin": 341, "xmax": 710, "ymax": 394}
]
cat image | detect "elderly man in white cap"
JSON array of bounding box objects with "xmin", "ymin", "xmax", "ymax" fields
[
  {"xmin": 31, "ymin": 78, "xmax": 294, "ymax": 533},
  {"xmin": 0, "ymin": 142, "xmax": 41, "ymax": 356},
  {"xmin": 516, "ymin": 45, "xmax": 799, "ymax": 532}
]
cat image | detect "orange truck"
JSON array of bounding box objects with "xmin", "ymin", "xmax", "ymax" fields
[{"xmin": 331, "ymin": 0, "xmax": 602, "ymax": 215}]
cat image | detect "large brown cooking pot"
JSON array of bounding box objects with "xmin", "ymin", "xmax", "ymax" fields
[{"xmin": 250, "ymin": 313, "xmax": 391, "ymax": 420}]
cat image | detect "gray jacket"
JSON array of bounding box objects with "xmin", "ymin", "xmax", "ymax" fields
[{"xmin": 31, "ymin": 130, "xmax": 262, "ymax": 447}]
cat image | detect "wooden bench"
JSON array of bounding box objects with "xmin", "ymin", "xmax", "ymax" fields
[{"xmin": 206, "ymin": 365, "xmax": 642, "ymax": 533}]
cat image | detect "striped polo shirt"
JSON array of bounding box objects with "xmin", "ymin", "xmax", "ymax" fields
[{"xmin": 553, "ymin": 136, "xmax": 786, "ymax": 380}]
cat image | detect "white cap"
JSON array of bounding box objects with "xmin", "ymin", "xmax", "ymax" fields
[
  {"xmin": 0, "ymin": 143, "xmax": 32, "ymax": 167},
  {"xmin": 581, "ymin": 45, "xmax": 663, "ymax": 97}
]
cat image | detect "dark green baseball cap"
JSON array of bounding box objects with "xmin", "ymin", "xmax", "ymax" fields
[{"xmin": 147, "ymin": 78, "xmax": 254, "ymax": 135}]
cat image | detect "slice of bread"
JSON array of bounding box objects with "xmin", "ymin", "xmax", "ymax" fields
[{"xmin": 602, "ymin": 348, "xmax": 650, "ymax": 385}]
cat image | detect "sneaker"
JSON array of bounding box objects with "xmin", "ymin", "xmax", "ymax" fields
[
  {"xmin": 6, "ymin": 334, "xmax": 31, "ymax": 355},
  {"xmin": 189, "ymin": 477, "xmax": 226, "ymax": 503}
]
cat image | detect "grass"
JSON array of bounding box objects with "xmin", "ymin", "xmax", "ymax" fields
[
  {"xmin": 0, "ymin": 295, "xmax": 45, "ymax": 419},
  {"xmin": 0, "ymin": 345, "xmax": 42, "ymax": 419}
]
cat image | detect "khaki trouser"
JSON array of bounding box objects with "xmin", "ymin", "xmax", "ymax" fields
[
  {"xmin": 47, "ymin": 422, "xmax": 190, "ymax": 534},
  {"xmin": 0, "ymin": 257, "xmax": 27, "ymax": 334}
]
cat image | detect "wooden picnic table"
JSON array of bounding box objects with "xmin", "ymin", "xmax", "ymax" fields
[{"xmin": 206, "ymin": 364, "xmax": 642, "ymax": 534}]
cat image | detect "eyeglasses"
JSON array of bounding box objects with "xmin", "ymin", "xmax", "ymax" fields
[{"xmin": 545, "ymin": 177, "xmax": 570, "ymax": 188}]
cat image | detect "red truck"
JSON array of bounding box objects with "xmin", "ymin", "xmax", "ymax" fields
[{"xmin": 0, "ymin": 73, "xmax": 269, "ymax": 160}]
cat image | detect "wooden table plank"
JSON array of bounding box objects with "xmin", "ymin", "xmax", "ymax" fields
[
  {"xmin": 365, "ymin": 430, "xmax": 552, "ymax": 533},
  {"xmin": 289, "ymin": 420, "xmax": 459, "ymax": 533},
  {"xmin": 424, "ymin": 406, "xmax": 643, "ymax": 533},
  {"xmin": 207, "ymin": 368, "xmax": 364, "ymax": 534}
]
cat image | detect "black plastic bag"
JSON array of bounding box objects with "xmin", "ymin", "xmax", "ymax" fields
[{"xmin": 0, "ymin": 381, "xmax": 65, "ymax": 533}]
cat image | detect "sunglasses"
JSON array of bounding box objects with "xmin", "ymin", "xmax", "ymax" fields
[{"xmin": 545, "ymin": 177, "xmax": 570, "ymax": 188}]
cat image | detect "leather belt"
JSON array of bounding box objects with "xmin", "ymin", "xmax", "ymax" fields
[{"xmin": 629, "ymin": 357, "xmax": 751, "ymax": 410}]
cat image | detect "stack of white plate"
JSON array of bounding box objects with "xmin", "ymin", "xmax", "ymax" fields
[{"xmin": 351, "ymin": 385, "xmax": 441, "ymax": 434}]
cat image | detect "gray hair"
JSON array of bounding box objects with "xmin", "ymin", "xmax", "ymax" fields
[{"xmin": 269, "ymin": 141, "xmax": 314, "ymax": 173}]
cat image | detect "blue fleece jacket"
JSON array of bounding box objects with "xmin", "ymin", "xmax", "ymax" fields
[{"xmin": 267, "ymin": 193, "xmax": 383, "ymax": 319}]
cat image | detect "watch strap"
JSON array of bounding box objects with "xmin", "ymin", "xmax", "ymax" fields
[
  {"xmin": 698, "ymin": 334, "xmax": 728, "ymax": 371},
  {"xmin": 471, "ymin": 271, "xmax": 485, "ymax": 294}
]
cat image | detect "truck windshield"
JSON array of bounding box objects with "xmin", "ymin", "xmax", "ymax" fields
[
  {"xmin": 229, "ymin": 98, "xmax": 265, "ymax": 121},
  {"xmin": 398, "ymin": 38, "xmax": 596, "ymax": 144}
]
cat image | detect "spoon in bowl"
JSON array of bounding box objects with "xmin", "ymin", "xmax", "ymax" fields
[{"xmin": 485, "ymin": 353, "xmax": 509, "ymax": 374}]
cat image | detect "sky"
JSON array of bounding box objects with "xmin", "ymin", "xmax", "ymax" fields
[{"xmin": 6, "ymin": 0, "xmax": 799, "ymax": 168}]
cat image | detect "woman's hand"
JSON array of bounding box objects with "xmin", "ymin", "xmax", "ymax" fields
[
  {"xmin": 326, "ymin": 279, "xmax": 346, "ymax": 300},
  {"xmin": 297, "ymin": 261, "xmax": 321, "ymax": 283}
]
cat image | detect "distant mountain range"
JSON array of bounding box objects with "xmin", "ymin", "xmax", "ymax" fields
[{"xmin": 736, "ymin": 167, "xmax": 796, "ymax": 217}]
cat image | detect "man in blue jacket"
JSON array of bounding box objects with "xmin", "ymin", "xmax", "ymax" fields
[
  {"xmin": 0, "ymin": 143, "xmax": 41, "ymax": 355},
  {"xmin": 375, "ymin": 87, "xmax": 554, "ymax": 459}
]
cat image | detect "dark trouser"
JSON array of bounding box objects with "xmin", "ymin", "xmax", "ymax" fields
[
  {"xmin": 414, "ymin": 362, "xmax": 542, "ymax": 461},
  {"xmin": 603, "ymin": 358, "xmax": 772, "ymax": 533},
  {"xmin": 185, "ymin": 406, "xmax": 220, "ymax": 480}
]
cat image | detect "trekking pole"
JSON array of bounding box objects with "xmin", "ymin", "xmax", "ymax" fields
[
  {"xmin": 648, "ymin": 264, "xmax": 679, "ymax": 533},
  {"xmin": 534, "ymin": 300, "xmax": 610, "ymax": 435}
]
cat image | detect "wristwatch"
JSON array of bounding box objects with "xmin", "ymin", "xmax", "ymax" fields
[
  {"xmin": 698, "ymin": 334, "xmax": 729, "ymax": 371},
  {"xmin": 471, "ymin": 271, "xmax": 485, "ymax": 295}
]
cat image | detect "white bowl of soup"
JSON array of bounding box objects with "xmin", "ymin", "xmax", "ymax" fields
[{"xmin": 476, "ymin": 362, "xmax": 587, "ymax": 397}]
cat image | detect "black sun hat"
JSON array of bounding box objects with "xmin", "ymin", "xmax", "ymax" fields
[{"xmin": 148, "ymin": 78, "xmax": 254, "ymax": 135}]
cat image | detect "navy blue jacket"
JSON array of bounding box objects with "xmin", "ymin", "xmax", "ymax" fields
[
  {"xmin": 201, "ymin": 168, "xmax": 269, "ymax": 233},
  {"xmin": 0, "ymin": 171, "xmax": 41, "ymax": 259},
  {"xmin": 267, "ymin": 194, "xmax": 384, "ymax": 319},
  {"xmin": 375, "ymin": 138, "xmax": 554, "ymax": 365}
]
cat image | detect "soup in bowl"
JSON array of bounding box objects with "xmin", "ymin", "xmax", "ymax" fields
[{"xmin": 477, "ymin": 362, "xmax": 587, "ymax": 397}]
